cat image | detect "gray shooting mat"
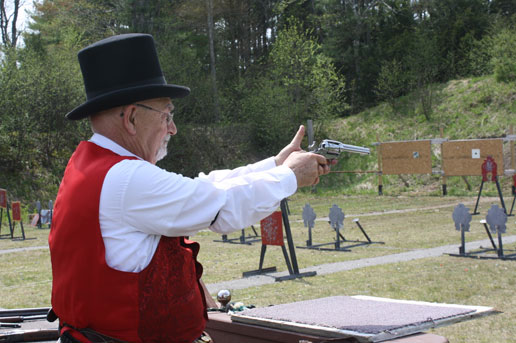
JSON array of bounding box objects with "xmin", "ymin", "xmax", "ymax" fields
[{"xmin": 231, "ymin": 295, "xmax": 495, "ymax": 342}]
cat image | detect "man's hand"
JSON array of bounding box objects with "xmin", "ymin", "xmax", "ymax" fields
[
  {"xmin": 283, "ymin": 151, "xmax": 332, "ymax": 188},
  {"xmin": 274, "ymin": 125, "xmax": 305, "ymax": 166}
]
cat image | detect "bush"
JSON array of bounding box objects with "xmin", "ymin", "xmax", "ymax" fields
[{"xmin": 491, "ymin": 27, "xmax": 516, "ymax": 83}]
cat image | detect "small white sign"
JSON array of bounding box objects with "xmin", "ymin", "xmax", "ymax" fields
[{"xmin": 472, "ymin": 149, "xmax": 480, "ymax": 159}]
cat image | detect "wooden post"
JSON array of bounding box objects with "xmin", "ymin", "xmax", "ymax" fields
[
  {"xmin": 376, "ymin": 134, "xmax": 383, "ymax": 195},
  {"xmin": 440, "ymin": 127, "xmax": 447, "ymax": 196},
  {"xmin": 511, "ymin": 125, "xmax": 515, "ymax": 171}
]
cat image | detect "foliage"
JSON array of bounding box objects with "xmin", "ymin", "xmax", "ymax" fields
[
  {"xmin": 27, "ymin": 0, "xmax": 125, "ymax": 46},
  {"xmin": 0, "ymin": 35, "xmax": 89, "ymax": 201},
  {"xmin": 241, "ymin": 19, "xmax": 346, "ymax": 154},
  {"xmin": 491, "ymin": 25, "xmax": 516, "ymax": 83},
  {"xmin": 1, "ymin": 0, "xmax": 516, "ymax": 201},
  {"xmin": 375, "ymin": 59, "xmax": 409, "ymax": 111}
]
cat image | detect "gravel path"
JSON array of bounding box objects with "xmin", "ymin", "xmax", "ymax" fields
[
  {"xmin": 0, "ymin": 245, "xmax": 48, "ymax": 255},
  {"xmin": 4, "ymin": 236, "xmax": 515, "ymax": 295},
  {"xmin": 206, "ymin": 234, "xmax": 516, "ymax": 294}
]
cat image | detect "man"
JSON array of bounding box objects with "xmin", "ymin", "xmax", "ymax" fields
[{"xmin": 49, "ymin": 33, "xmax": 331, "ymax": 343}]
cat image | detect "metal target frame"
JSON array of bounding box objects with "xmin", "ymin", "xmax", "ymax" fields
[
  {"xmin": 297, "ymin": 204, "xmax": 384, "ymax": 252},
  {"xmin": 449, "ymin": 203, "xmax": 516, "ymax": 260},
  {"xmin": 213, "ymin": 225, "xmax": 261, "ymax": 245},
  {"xmin": 242, "ymin": 199, "xmax": 317, "ymax": 282},
  {"xmin": 0, "ymin": 189, "xmax": 13, "ymax": 239}
]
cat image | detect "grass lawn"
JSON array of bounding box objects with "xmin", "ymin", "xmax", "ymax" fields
[{"xmin": 0, "ymin": 194, "xmax": 514, "ymax": 342}]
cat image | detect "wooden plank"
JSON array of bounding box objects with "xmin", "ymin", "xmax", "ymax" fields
[
  {"xmin": 381, "ymin": 141, "xmax": 432, "ymax": 175},
  {"xmin": 442, "ymin": 139, "xmax": 504, "ymax": 176}
]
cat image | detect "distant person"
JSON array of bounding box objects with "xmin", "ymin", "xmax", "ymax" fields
[{"xmin": 49, "ymin": 33, "xmax": 331, "ymax": 343}]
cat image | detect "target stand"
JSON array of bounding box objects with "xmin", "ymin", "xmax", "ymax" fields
[
  {"xmin": 472, "ymin": 156, "xmax": 507, "ymax": 215},
  {"xmin": 0, "ymin": 189, "xmax": 13, "ymax": 239},
  {"xmin": 508, "ymin": 174, "xmax": 516, "ymax": 216},
  {"xmin": 297, "ymin": 204, "xmax": 383, "ymax": 252},
  {"xmin": 10, "ymin": 201, "xmax": 26, "ymax": 241},
  {"xmin": 243, "ymin": 200, "xmax": 316, "ymax": 282},
  {"xmin": 449, "ymin": 204, "xmax": 516, "ymax": 260},
  {"xmin": 214, "ymin": 225, "xmax": 261, "ymax": 245},
  {"xmin": 34, "ymin": 200, "xmax": 54, "ymax": 229}
]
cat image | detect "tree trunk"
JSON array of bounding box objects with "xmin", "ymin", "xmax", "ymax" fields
[
  {"xmin": 206, "ymin": 0, "xmax": 220, "ymax": 122},
  {"xmin": 0, "ymin": 0, "xmax": 20, "ymax": 48}
]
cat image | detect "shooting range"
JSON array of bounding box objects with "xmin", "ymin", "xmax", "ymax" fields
[
  {"xmin": 322, "ymin": 124, "xmax": 514, "ymax": 198},
  {"xmin": 308, "ymin": 118, "xmax": 516, "ymax": 200}
]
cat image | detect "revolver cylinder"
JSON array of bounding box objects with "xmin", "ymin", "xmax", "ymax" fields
[{"xmin": 312, "ymin": 139, "xmax": 370, "ymax": 160}]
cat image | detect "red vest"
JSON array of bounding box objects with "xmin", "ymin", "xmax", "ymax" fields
[{"xmin": 49, "ymin": 142, "xmax": 206, "ymax": 343}]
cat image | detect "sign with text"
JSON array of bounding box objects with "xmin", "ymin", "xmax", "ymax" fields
[
  {"xmin": 0, "ymin": 189, "xmax": 6, "ymax": 208},
  {"xmin": 260, "ymin": 211, "xmax": 284, "ymax": 246},
  {"xmin": 11, "ymin": 201, "xmax": 21, "ymax": 222}
]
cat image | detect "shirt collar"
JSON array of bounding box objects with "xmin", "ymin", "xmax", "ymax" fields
[{"xmin": 89, "ymin": 133, "xmax": 142, "ymax": 160}]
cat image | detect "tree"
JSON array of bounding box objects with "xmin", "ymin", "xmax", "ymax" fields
[
  {"xmin": 205, "ymin": 0, "xmax": 220, "ymax": 121},
  {"xmin": 375, "ymin": 59, "xmax": 409, "ymax": 111},
  {"xmin": 317, "ymin": 0, "xmax": 417, "ymax": 112},
  {"xmin": 417, "ymin": 0, "xmax": 491, "ymax": 80},
  {"xmin": 0, "ymin": 0, "xmax": 21, "ymax": 49},
  {"xmin": 242, "ymin": 18, "xmax": 347, "ymax": 154},
  {"xmin": 0, "ymin": 35, "xmax": 89, "ymax": 198},
  {"xmin": 491, "ymin": 25, "xmax": 516, "ymax": 83}
]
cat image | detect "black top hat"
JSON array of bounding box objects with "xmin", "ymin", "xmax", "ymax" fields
[{"xmin": 66, "ymin": 33, "xmax": 190, "ymax": 120}]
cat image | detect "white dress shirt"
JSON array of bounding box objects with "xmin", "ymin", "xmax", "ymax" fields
[{"xmin": 91, "ymin": 134, "xmax": 297, "ymax": 272}]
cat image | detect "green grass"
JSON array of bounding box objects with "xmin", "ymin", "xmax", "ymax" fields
[
  {"xmin": 318, "ymin": 75, "xmax": 516, "ymax": 196},
  {"xmin": 0, "ymin": 249, "xmax": 52, "ymax": 308},
  {"xmin": 1, "ymin": 194, "xmax": 514, "ymax": 342},
  {"xmin": 0, "ymin": 225, "xmax": 50, "ymax": 250},
  {"xmin": 196, "ymin": 194, "xmax": 510, "ymax": 282},
  {"xmin": 231, "ymin": 255, "xmax": 516, "ymax": 343}
]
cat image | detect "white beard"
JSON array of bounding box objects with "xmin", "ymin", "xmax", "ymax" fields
[{"xmin": 155, "ymin": 135, "xmax": 170, "ymax": 162}]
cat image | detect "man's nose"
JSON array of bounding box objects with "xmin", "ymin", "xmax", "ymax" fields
[{"xmin": 168, "ymin": 121, "xmax": 177, "ymax": 135}]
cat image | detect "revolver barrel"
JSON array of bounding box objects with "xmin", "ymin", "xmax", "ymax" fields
[{"xmin": 314, "ymin": 139, "xmax": 370, "ymax": 159}]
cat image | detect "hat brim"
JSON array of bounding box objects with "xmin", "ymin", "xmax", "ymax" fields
[{"xmin": 66, "ymin": 84, "xmax": 190, "ymax": 120}]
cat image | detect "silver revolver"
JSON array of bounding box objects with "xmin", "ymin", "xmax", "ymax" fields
[{"xmin": 310, "ymin": 139, "xmax": 370, "ymax": 160}]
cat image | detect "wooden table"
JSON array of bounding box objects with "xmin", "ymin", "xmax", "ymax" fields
[{"xmin": 205, "ymin": 312, "xmax": 449, "ymax": 343}]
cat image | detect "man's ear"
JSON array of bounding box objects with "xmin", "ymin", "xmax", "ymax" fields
[{"xmin": 121, "ymin": 105, "xmax": 137, "ymax": 135}]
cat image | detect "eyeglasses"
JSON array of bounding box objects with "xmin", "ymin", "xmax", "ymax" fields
[{"xmin": 135, "ymin": 103, "xmax": 174, "ymax": 125}]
